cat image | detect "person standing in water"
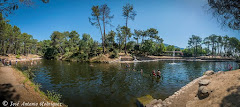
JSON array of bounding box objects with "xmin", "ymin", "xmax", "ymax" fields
[
  {"xmin": 140, "ymin": 69, "xmax": 143, "ymax": 75},
  {"xmin": 126, "ymin": 63, "xmax": 130, "ymax": 68},
  {"xmin": 152, "ymin": 70, "xmax": 156, "ymax": 76},
  {"xmin": 157, "ymin": 69, "xmax": 161, "ymax": 78},
  {"xmin": 228, "ymin": 64, "xmax": 232, "ymax": 71}
]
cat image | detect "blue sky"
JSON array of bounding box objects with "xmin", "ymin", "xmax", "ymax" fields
[{"xmin": 7, "ymin": 0, "xmax": 239, "ymax": 48}]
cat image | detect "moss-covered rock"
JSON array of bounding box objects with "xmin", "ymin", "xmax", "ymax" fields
[{"xmin": 136, "ymin": 95, "xmax": 154, "ymax": 107}]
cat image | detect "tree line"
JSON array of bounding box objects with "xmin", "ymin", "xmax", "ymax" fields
[
  {"xmin": 185, "ymin": 34, "xmax": 240, "ymax": 57},
  {"xmin": 0, "ymin": 13, "xmax": 40, "ymax": 56},
  {"xmin": 43, "ymin": 3, "xmax": 168, "ymax": 61}
]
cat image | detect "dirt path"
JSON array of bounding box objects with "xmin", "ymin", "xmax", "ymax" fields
[{"xmin": 0, "ymin": 65, "xmax": 60, "ymax": 107}]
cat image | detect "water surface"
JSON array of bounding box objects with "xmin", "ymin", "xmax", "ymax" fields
[{"xmin": 16, "ymin": 60, "xmax": 239, "ymax": 107}]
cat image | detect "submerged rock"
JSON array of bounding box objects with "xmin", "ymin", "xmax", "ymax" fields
[{"xmin": 204, "ymin": 70, "xmax": 214, "ymax": 76}]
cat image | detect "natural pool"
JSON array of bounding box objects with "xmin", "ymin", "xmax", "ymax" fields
[{"xmin": 16, "ymin": 60, "xmax": 239, "ymax": 107}]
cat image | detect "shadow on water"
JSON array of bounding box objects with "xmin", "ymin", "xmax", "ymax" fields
[
  {"xmin": 0, "ymin": 83, "xmax": 20, "ymax": 104},
  {"xmin": 220, "ymin": 85, "xmax": 240, "ymax": 107}
]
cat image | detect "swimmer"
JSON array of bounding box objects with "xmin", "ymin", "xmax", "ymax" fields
[
  {"xmin": 140, "ymin": 69, "xmax": 143, "ymax": 75},
  {"xmin": 228, "ymin": 64, "xmax": 232, "ymax": 71},
  {"xmin": 157, "ymin": 69, "xmax": 161, "ymax": 78},
  {"xmin": 152, "ymin": 70, "xmax": 156, "ymax": 76},
  {"xmin": 126, "ymin": 63, "xmax": 130, "ymax": 68}
]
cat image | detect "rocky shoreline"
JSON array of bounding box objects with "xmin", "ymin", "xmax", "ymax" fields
[
  {"xmin": 141, "ymin": 74, "xmax": 207, "ymax": 107},
  {"xmin": 138, "ymin": 69, "xmax": 240, "ymax": 107}
]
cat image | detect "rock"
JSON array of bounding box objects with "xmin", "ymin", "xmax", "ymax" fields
[
  {"xmin": 204, "ymin": 70, "xmax": 214, "ymax": 76},
  {"xmin": 157, "ymin": 99, "xmax": 163, "ymax": 103},
  {"xmin": 149, "ymin": 99, "xmax": 158, "ymax": 105},
  {"xmin": 198, "ymin": 86, "xmax": 210, "ymax": 99},
  {"xmin": 146, "ymin": 104, "xmax": 151, "ymax": 107},
  {"xmin": 146, "ymin": 99, "xmax": 162, "ymax": 107},
  {"xmin": 199, "ymin": 79, "xmax": 210, "ymax": 86}
]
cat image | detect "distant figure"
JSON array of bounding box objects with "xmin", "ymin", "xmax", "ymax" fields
[
  {"xmin": 140, "ymin": 69, "xmax": 143, "ymax": 75},
  {"xmin": 3, "ymin": 59, "xmax": 5, "ymax": 65},
  {"xmin": 152, "ymin": 70, "xmax": 156, "ymax": 76},
  {"xmin": 126, "ymin": 63, "xmax": 130, "ymax": 68},
  {"xmin": 157, "ymin": 69, "xmax": 161, "ymax": 78},
  {"xmin": 16, "ymin": 61, "xmax": 18, "ymax": 65},
  {"xmin": 228, "ymin": 64, "xmax": 232, "ymax": 71},
  {"xmin": 9, "ymin": 60, "xmax": 11, "ymax": 66}
]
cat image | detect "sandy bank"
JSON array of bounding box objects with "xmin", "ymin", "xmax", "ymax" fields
[
  {"xmin": 0, "ymin": 54, "xmax": 42, "ymax": 62},
  {"xmin": 145, "ymin": 69, "xmax": 240, "ymax": 107},
  {"xmin": 0, "ymin": 65, "xmax": 64, "ymax": 107}
]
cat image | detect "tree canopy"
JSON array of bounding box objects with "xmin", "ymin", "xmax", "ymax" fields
[{"xmin": 208, "ymin": 0, "xmax": 240, "ymax": 30}]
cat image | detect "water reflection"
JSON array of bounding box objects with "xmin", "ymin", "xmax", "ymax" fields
[{"xmin": 16, "ymin": 60, "xmax": 239, "ymax": 107}]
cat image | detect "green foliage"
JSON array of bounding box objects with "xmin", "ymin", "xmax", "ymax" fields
[
  {"xmin": 188, "ymin": 35, "xmax": 202, "ymax": 56},
  {"xmin": 110, "ymin": 49, "xmax": 119, "ymax": 58},
  {"xmin": 89, "ymin": 4, "xmax": 114, "ymax": 53},
  {"xmin": 23, "ymin": 69, "xmax": 35, "ymax": 80},
  {"xmin": 105, "ymin": 30, "xmax": 116, "ymax": 48},
  {"xmin": 44, "ymin": 47, "xmax": 57, "ymax": 59},
  {"xmin": 46, "ymin": 90, "xmax": 62, "ymax": 103},
  {"xmin": 166, "ymin": 45, "xmax": 175, "ymax": 51},
  {"xmin": 16, "ymin": 54, "xmax": 20, "ymax": 59},
  {"xmin": 126, "ymin": 41, "xmax": 136, "ymax": 51},
  {"xmin": 0, "ymin": 14, "xmax": 39, "ymax": 55},
  {"xmin": 182, "ymin": 48, "xmax": 193, "ymax": 57},
  {"xmin": 208, "ymin": 0, "xmax": 240, "ymax": 30},
  {"xmin": 141, "ymin": 40, "xmax": 155, "ymax": 55},
  {"xmin": 202, "ymin": 35, "xmax": 240, "ymax": 57},
  {"xmin": 155, "ymin": 43, "xmax": 166, "ymax": 55}
]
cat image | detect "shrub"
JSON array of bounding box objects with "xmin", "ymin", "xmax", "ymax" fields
[
  {"xmin": 23, "ymin": 69, "xmax": 35, "ymax": 80},
  {"xmin": 46, "ymin": 90, "xmax": 62, "ymax": 103},
  {"xmin": 110, "ymin": 49, "xmax": 119, "ymax": 58},
  {"xmin": 16, "ymin": 55, "xmax": 20, "ymax": 59}
]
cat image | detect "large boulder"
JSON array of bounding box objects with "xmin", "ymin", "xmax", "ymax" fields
[
  {"xmin": 204, "ymin": 70, "xmax": 214, "ymax": 76},
  {"xmin": 199, "ymin": 79, "xmax": 210, "ymax": 86},
  {"xmin": 198, "ymin": 86, "xmax": 210, "ymax": 99}
]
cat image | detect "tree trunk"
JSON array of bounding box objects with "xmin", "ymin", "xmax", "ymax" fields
[
  {"xmin": 97, "ymin": 16, "xmax": 103, "ymax": 54},
  {"xmin": 125, "ymin": 17, "xmax": 128, "ymax": 55},
  {"xmin": 103, "ymin": 10, "xmax": 106, "ymax": 54}
]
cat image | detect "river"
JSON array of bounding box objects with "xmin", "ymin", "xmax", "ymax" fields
[{"xmin": 16, "ymin": 60, "xmax": 239, "ymax": 107}]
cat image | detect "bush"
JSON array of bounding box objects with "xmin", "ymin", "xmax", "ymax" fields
[
  {"xmin": 62, "ymin": 52, "xmax": 73, "ymax": 60},
  {"xmin": 110, "ymin": 49, "xmax": 119, "ymax": 58},
  {"xmin": 23, "ymin": 69, "xmax": 35, "ymax": 80},
  {"xmin": 16, "ymin": 55, "xmax": 20, "ymax": 59},
  {"xmin": 78, "ymin": 53, "xmax": 89, "ymax": 61},
  {"xmin": 46, "ymin": 90, "xmax": 62, "ymax": 103}
]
